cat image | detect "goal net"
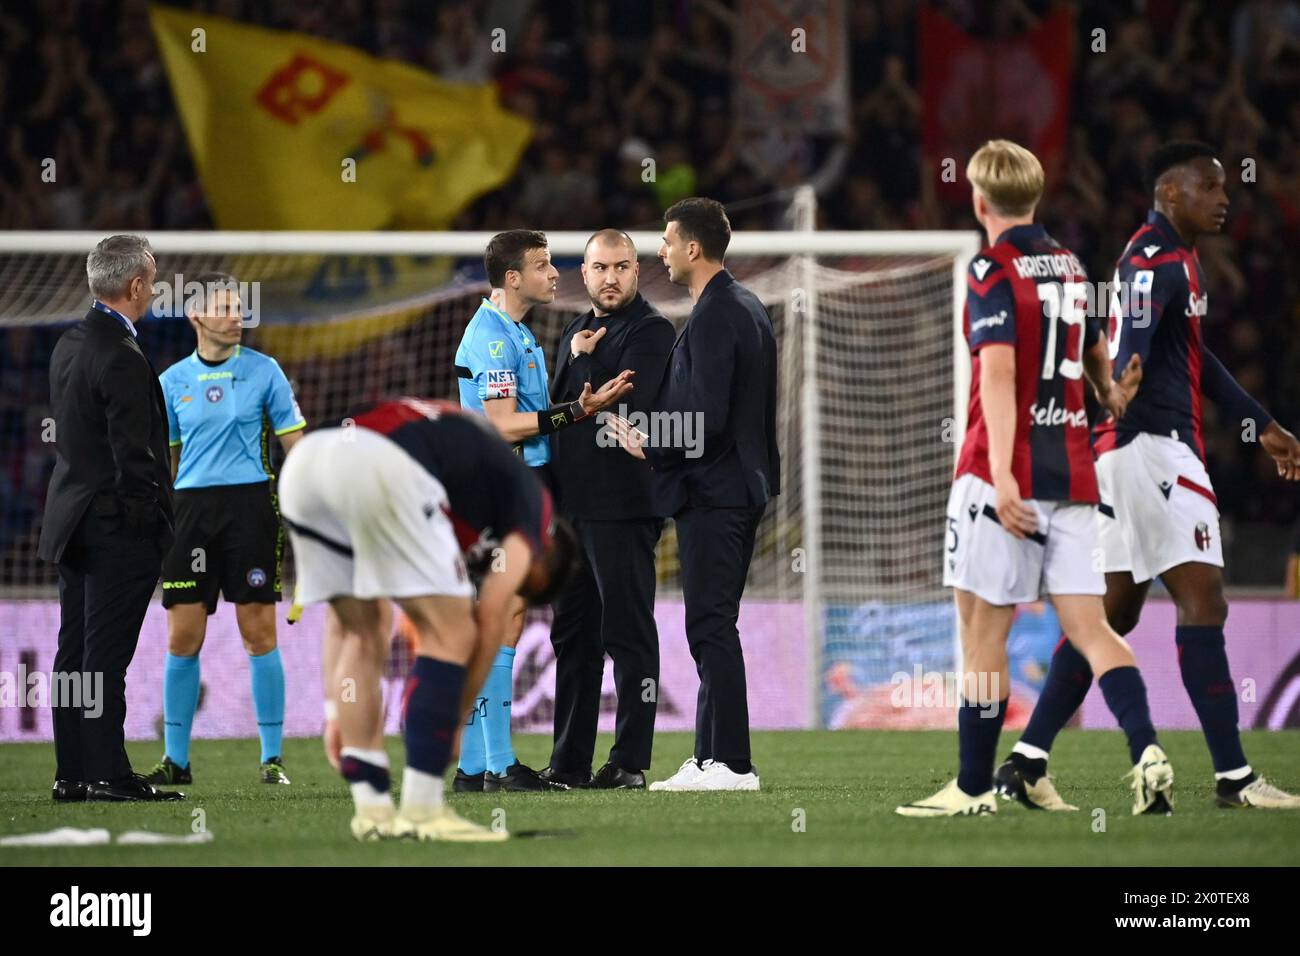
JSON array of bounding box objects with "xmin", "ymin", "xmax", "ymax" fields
[{"xmin": 0, "ymin": 210, "xmax": 977, "ymax": 732}]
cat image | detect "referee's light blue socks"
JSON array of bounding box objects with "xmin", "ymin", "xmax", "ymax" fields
[
  {"xmin": 483, "ymin": 646, "xmax": 517, "ymax": 774},
  {"xmin": 163, "ymin": 652, "xmax": 201, "ymax": 767},
  {"xmin": 459, "ymin": 696, "xmax": 488, "ymax": 775},
  {"xmin": 249, "ymin": 647, "xmax": 285, "ymax": 763}
]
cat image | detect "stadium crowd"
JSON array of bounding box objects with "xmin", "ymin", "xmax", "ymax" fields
[{"xmin": 2, "ymin": 0, "xmax": 1299, "ymax": 579}]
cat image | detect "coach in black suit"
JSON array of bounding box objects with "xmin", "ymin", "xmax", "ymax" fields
[
  {"xmin": 542, "ymin": 229, "xmax": 675, "ymax": 790},
  {"xmin": 610, "ymin": 198, "xmax": 779, "ymax": 791},
  {"xmin": 38, "ymin": 235, "xmax": 181, "ymax": 802}
]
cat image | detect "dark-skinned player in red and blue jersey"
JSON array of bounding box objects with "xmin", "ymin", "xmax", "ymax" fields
[{"xmin": 998, "ymin": 142, "xmax": 1300, "ymax": 810}]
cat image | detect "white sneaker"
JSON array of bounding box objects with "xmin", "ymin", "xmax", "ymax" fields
[
  {"xmin": 649, "ymin": 757, "xmax": 705, "ymax": 791},
  {"xmin": 896, "ymin": 779, "xmax": 997, "ymax": 817},
  {"xmin": 674, "ymin": 759, "xmax": 761, "ymax": 792},
  {"xmin": 1218, "ymin": 775, "xmax": 1300, "ymax": 809},
  {"xmin": 1128, "ymin": 743, "xmax": 1174, "ymax": 815}
]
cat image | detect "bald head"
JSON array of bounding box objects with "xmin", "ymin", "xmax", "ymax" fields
[
  {"xmin": 582, "ymin": 229, "xmax": 639, "ymax": 315},
  {"xmin": 584, "ymin": 228, "xmax": 636, "ymax": 261}
]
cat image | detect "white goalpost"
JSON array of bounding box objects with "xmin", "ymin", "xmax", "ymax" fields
[{"xmin": 0, "ymin": 199, "xmax": 980, "ymax": 728}]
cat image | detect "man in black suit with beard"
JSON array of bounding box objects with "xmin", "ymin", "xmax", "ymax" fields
[
  {"xmin": 39, "ymin": 234, "xmax": 181, "ymax": 802},
  {"xmin": 540, "ymin": 229, "xmax": 675, "ymax": 790}
]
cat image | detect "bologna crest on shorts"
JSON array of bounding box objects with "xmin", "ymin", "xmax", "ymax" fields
[
  {"xmin": 206, "ymin": 385, "xmax": 224, "ymax": 403},
  {"xmin": 1194, "ymin": 522, "xmax": 1212, "ymax": 551},
  {"xmin": 247, "ymin": 567, "xmax": 267, "ymax": 588}
]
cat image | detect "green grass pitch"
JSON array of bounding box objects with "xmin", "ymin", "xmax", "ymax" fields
[{"xmin": 2, "ymin": 730, "xmax": 1298, "ymax": 866}]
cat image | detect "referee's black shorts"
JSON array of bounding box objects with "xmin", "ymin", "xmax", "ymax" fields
[{"xmin": 161, "ymin": 480, "xmax": 283, "ymax": 613}]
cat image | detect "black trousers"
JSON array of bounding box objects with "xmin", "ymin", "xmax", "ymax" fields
[
  {"xmin": 52, "ymin": 510, "xmax": 162, "ymax": 783},
  {"xmin": 549, "ymin": 517, "xmax": 662, "ymax": 772},
  {"xmin": 676, "ymin": 503, "xmax": 765, "ymax": 768}
]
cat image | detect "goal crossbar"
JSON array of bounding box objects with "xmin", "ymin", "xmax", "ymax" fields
[{"xmin": 0, "ymin": 230, "xmax": 981, "ymax": 258}]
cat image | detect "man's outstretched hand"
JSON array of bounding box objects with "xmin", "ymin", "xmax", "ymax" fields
[
  {"xmin": 579, "ymin": 370, "xmax": 634, "ymax": 415},
  {"xmin": 1261, "ymin": 421, "xmax": 1300, "ymax": 481}
]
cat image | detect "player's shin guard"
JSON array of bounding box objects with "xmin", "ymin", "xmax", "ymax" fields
[
  {"xmin": 1176, "ymin": 626, "xmax": 1249, "ymax": 774},
  {"xmin": 163, "ymin": 652, "xmax": 201, "ymax": 766},
  {"xmin": 401, "ymin": 656, "xmax": 467, "ymax": 809},
  {"xmin": 1020, "ymin": 638, "xmax": 1092, "ymax": 756},
  {"xmin": 957, "ymin": 697, "xmax": 1008, "ymax": 797},
  {"xmin": 482, "ymin": 646, "xmax": 517, "ymax": 774},
  {"xmin": 1097, "ymin": 665, "xmax": 1158, "ymax": 763},
  {"xmin": 248, "ymin": 647, "xmax": 285, "ymax": 763}
]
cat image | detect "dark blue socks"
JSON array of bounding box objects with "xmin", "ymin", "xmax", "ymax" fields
[
  {"xmin": 1176, "ymin": 625, "xmax": 1247, "ymax": 773},
  {"xmin": 340, "ymin": 753, "xmax": 391, "ymax": 793},
  {"xmin": 1020, "ymin": 638, "xmax": 1093, "ymax": 753},
  {"xmin": 402, "ymin": 656, "xmax": 467, "ymax": 777},
  {"xmin": 1097, "ymin": 665, "xmax": 1158, "ymax": 763},
  {"xmin": 957, "ymin": 697, "xmax": 1008, "ymax": 796}
]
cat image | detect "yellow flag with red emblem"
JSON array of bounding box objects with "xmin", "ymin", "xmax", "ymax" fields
[{"xmin": 150, "ymin": 5, "xmax": 532, "ymax": 229}]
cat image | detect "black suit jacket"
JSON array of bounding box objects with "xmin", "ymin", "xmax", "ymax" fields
[
  {"xmin": 647, "ymin": 270, "xmax": 780, "ymax": 515},
  {"xmin": 550, "ymin": 292, "xmax": 675, "ymax": 520},
  {"xmin": 37, "ymin": 308, "xmax": 174, "ymax": 564}
]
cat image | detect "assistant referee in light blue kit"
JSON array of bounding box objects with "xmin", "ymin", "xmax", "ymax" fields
[{"xmin": 145, "ymin": 272, "xmax": 306, "ymax": 787}]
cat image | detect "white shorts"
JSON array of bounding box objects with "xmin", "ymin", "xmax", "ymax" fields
[
  {"xmin": 278, "ymin": 427, "xmax": 474, "ymax": 606},
  {"xmin": 943, "ymin": 473, "xmax": 1104, "ymax": 605},
  {"xmin": 1096, "ymin": 432, "xmax": 1224, "ymax": 583}
]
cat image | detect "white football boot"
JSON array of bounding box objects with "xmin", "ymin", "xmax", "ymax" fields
[
  {"xmin": 350, "ymin": 804, "xmax": 396, "ymax": 842},
  {"xmin": 393, "ymin": 805, "xmax": 508, "ymax": 842},
  {"xmin": 1128, "ymin": 744, "xmax": 1174, "ymax": 815},
  {"xmin": 994, "ymin": 757, "xmax": 1078, "ymax": 811},
  {"xmin": 1218, "ymin": 776, "xmax": 1300, "ymax": 809},
  {"xmin": 896, "ymin": 779, "xmax": 997, "ymax": 817}
]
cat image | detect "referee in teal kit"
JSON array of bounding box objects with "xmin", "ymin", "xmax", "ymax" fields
[
  {"xmin": 144, "ymin": 272, "xmax": 306, "ymax": 787},
  {"xmin": 450, "ymin": 230, "xmax": 631, "ymax": 793}
]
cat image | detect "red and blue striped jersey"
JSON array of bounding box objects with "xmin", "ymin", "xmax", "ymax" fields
[
  {"xmin": 319, "ymin": 397, "xmax": 553, "ymax": 564},
  {"xmin": 1094, "ymin": 210, "xmax": 1207, "ymax": 461},
  {"xmin": 956, "ymin": 224, "xmax": 1101, "ymax": 503}
]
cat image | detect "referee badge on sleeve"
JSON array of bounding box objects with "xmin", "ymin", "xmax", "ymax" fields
[{"xmin": 486, "ymin": 369, "xmax": 517, "ymax": 399}]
